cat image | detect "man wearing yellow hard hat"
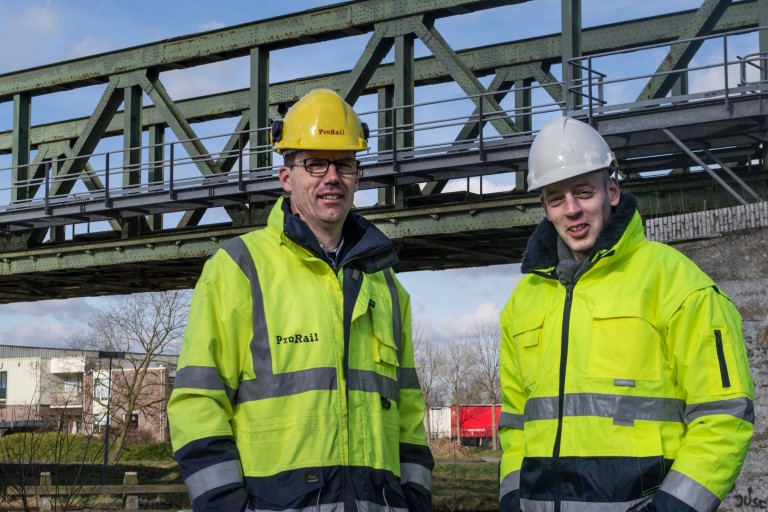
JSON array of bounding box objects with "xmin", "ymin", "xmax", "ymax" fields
[{"xmin": 169, "ymin": 89, "xmax": 434, "ymax": 511}]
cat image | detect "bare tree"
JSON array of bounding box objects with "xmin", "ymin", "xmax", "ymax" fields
[
  {"xmin": 444, "ymin": 340, "xmax": 477, "ymax": 446},
  {"xmin": 0, "ymin": 372, "xmax": 104, "ymax": 512},
  {"xmin": 468, "ymin": 322, "xmax": 501, "ymax": 449},
  {"xmin": 412, "ymin": 324, "xmax": 448, "ymax": 443},
  {"xmin": 70, "ymin": 290, "xmax": 189, "ymax": 462}
]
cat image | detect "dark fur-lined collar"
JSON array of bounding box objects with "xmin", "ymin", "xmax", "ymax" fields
[{"xmin": 520, "ymin": 192, "xmax": 638, "ymax": 274}]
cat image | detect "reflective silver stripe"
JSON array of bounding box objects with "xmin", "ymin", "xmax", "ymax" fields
[
  {"xmin": 660, "ymin": 470, "xmax": 720, "ymax": 512},
  {"xmin": 248, "ymin": 503, "xmax": 344, "ymax": 512},
  {"xmin": 401, "ymin": 462, "xmax": 432, "ymax": 491},
  {"xmin": 358, "ymin": 501, "xmax": 408, "ymax": 512},
  {"xmin": 349, "ymin": 369, "xmax": 398, "ymax": 401},
  {"xmin": 253, "ymin": 501, "xmax": 402, "ymax": 512},
  {"xmin": 222, "ymin": 237, "xmax": 272, "ymax": 378},
  {"xmin": 398, "ymin": 367, "xmax": 420, "ymax": 390},
  {"xmin": 520, "ymin": 497, "xmax": 651, "ymax": 512},
  {"xmin": 383, "ymin": 269, "xmax": 402, "ymax": 355},
  {"xmin": 237, "ymin": 367, "xmax": 337, "ymax": 402},
  {"xmin": 524, "ymin": 393, "xmax": 685, "ymax": 423},
  {"xmin": 499, "ymin": 470, "xmax": 520, "ymax": 499},
  {"xmin": 498, "ymin": 411, "xmax": 523, "ymax": 430},
  {"xmin": 684, "ymin": 397, "xmax": 755, "ymax": 424},
  {"xmin": 174, "ymin": 365, "xmax": 237, "ymax": 404},
  {"xmin": 185, "ymin": 459, "xmax": 243, "ymax": 502}
]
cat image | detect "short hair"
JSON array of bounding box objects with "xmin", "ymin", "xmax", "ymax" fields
[{"xmin": 282, "ymin": 151, "xmax": 297, "ymax": 167}]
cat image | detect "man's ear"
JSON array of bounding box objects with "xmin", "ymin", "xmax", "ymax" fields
[
  {"xmin": 279, "ymin": 166, "xmax": 291, "ymax": 193},
  {"xmin": 608, "ymin": 177, "xmax": 620, "ymax": 207},
  {"xmin": 539, "ymin": 193, "xmax": 551, "ymax": 220}
]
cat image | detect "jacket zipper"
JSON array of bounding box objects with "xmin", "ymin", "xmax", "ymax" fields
[
  {"xmin": 714, "ymin": 329, "xmax": 731, "ymax": 388},
  {"xmin": 553, "ymin": 283, "xmax": 574, "ymax": 512}
]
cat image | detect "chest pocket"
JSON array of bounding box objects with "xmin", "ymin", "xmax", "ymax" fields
[
  {"xmin": 511, "ymin": 308, "xmax": 546, "ymax": 391},
  {"xmin": 370, "ymin": 294, "xmax": 399, "ymax": 368},
  {"xmin": 588, "ymin": 298, "xmax": 662, "ymax": 382}
]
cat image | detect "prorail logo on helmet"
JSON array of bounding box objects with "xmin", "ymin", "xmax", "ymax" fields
[
  {"xmin": 318, "ymin": 128, "xmax": 345, "ymax": 136},
  {"xmin": 275, "ymin": 332, "xmax": 319, "ymax": 345}
]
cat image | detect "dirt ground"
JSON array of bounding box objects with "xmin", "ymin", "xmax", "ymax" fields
[{"xmin": 429, "ymin": 439, "xmax": 475, "ymax": 459}]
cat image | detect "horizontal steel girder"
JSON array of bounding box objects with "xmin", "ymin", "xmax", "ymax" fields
[
  {"xmin": 0, "ymin": 169, "xmax": 765, "ymax": 303},
  {"xmin": 0, "ymin": 0, "xmax": 528, "ymax": 102},
  {"xmin": 0, "ymin": 1, "xmax": 759, "ymax": 153}
]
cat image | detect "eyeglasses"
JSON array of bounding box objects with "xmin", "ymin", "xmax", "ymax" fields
[{"xmin": 290, "ymin": 158, "xmax": 361, "ymax": 176}]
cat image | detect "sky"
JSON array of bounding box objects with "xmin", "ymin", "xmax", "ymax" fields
[{"xmin": 0, "ymin": 0, "xmax": 754, "ymax": 348}]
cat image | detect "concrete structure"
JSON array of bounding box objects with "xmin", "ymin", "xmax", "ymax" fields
[
  {"xmin": 0, "ymin": 345, "xmax": 177, "ymax": 443},
  {"xmin": 647, "ymin": 203, "xmax": 768, "ymax": 511}
]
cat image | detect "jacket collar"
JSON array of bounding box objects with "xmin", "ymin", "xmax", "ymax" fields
[
  {"xmin": 521, "ymin": 192, "xmax": 639, "ymax": 274},
  {"xmin": 268, "ymin": 196, "xmax": 398, "ymax": 274}
]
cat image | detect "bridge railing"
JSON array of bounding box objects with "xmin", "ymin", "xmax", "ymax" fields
[
  {"xmin": 0, "ymin": 80, "xmax": 568, "ymax": 226},
  {"xmin": 567, "ymin": 26, "xmax": 768, "ymax": 121}
]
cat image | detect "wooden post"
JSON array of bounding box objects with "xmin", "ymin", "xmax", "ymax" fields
[
  {"xmin": 39, "ymin": 472, "xmax": 52, "ymax": 486},
  {"xmin": 123, "ymin": 471, "xmax": 139, "ymax": 510},
  {"xmin": 38, "ymin": 473, "xmax": 52, "ymax": 511}
]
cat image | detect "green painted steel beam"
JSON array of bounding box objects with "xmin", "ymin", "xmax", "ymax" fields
[
  {"xmin": 0, "ymin": 1, "xmax": 758, "ymax": 155},
  {"xmin": 0, "ymin": 170, "xmax": 763, "ymax": 276},
  {"xmin": 0, "ymin": 0, "xmax": 526, "ymax": 102},
  {"xmin": 636, "ymin": 0, "xmax": 732, "ymax": 101}
]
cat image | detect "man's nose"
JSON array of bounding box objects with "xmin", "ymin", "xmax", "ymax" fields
[
  {"xmin": 563, "ymin": 194, "xmax": 582, "ymax": 215},
  {"xmin": 323, "ymin": 163, "xmax": 341, "ymax": 182}
]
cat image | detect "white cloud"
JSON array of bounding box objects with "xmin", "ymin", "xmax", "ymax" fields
[
  {"xmin": 64, "ymin": 37, "xmax": 113, "ymax": 60},
  {"xmin": 0, "ymin": 297, "xmax": 98, "ymax": 347},
  {"xmin": 441, "ymin": 175, "xmax": 516, "ymax": 195},
  {"xmin": 0, "ymin": 3, "xmax": 60, "ymax": 71},
  {"xmin": 159, "ymin": 58, "xmax": 249, "ymax": 100},
  {"xmin": 0, "ymin": 319, "xmax": 83, "ymax": 348},
  {"xmin": 199, "ymin": 21, "xmax": 226, "ymax": 32},
  {"xmin": 22, "ymin": 3, "xmax": 58, "ymax": 32}
]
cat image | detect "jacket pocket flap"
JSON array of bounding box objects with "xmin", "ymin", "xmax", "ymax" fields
[{"xmin": 509, "ymin": 307, "xmax": 546, "ymax": 338}]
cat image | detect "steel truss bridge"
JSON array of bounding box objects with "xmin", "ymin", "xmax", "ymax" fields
[{"xmin": 0, "ymin": 0, "xmax": 767, "ymax": 303}]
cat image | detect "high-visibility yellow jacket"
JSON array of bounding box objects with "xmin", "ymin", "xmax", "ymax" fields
[
  {"xmin": 169, "ymin": 197, "xmax": 433, "ymax": 512},
  {"xmin": 499, "ymin": 194, "xmax": 754, "ymax": 512}
]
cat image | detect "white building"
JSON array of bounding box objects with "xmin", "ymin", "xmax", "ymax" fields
[{"xmin": 0, "ymin": 344, "xmax": 177, "ymax": 440}]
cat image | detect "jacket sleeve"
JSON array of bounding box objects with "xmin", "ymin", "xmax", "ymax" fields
[
  {"xmin": 168, "ymin": 251, "xmax": 252, "ymax": 512},
  {"xmin": 654, "ymin": 285, "xmax": 754, "ymax": 512},
  {"xmin": 391, "ymin": 271, "xmax": 435, "ymax": 510},
  {"xmin": 498, "ymin": 298, "xmax": 525, "ymax": 512}
]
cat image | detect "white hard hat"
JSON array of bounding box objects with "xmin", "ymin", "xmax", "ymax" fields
[{"xmin": 527, "ymin": 116, "xmax": 616, "ymax": 191}]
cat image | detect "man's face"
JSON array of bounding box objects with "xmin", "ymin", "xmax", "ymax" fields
[
  {"xmin": 540, "ymin": 170, "xmax": 620, "ymax": 261},
  {"xmin": 278, "ymin": 150, "xmax": 358, "ymax": 239}
]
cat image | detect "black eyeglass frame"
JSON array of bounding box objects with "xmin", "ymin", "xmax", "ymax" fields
[{"xmin": 289, "ymin": 158, "xmax": 362, "ymax": 177}]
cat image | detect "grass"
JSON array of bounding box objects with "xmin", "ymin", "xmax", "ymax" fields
[
  {"xmin": 1, "ymin": 436, "xmax": 501, "ymax": 511},
  {"xmin": 432, "ymin": 446, "xmax": 500, "ymax": 512}
]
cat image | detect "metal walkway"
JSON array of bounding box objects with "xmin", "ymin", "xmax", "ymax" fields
[{"xmin": 0, "ymin": 0, "xmax": 766, "ymax": 302}]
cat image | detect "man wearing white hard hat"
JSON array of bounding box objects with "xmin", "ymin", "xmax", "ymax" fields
[{"xmin": 498, "ymin": 116, "xmax": 754, "ymax": 512}]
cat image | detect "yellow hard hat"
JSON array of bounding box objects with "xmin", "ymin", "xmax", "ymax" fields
[{"xmin": 271, "ymin": 89, "xmax": 369, "ymax": 154}]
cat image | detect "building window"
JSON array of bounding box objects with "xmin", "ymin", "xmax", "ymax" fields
[
  {"xmin": 0, "ymin": 371, "xmax": 6, "ymax": 402},
  {"xmin": 94, "ymin": 378, "xmax": 111, "ymax": 402},
  {"xmin": 127, "ymin": 412, "xmax": 139, "ymax": 429}
]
